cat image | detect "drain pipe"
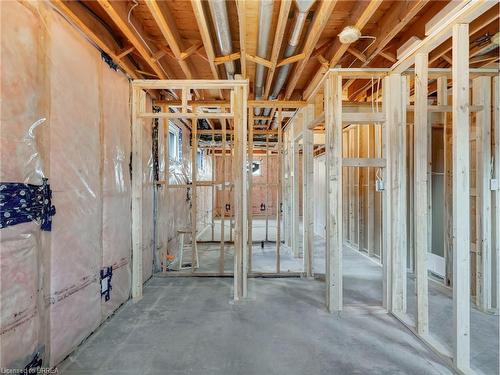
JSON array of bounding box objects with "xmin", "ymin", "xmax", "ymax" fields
[
  {"xmin": 208, "ymin": 0, "xmax": 235, "ymax": 79},
  {"xmin": 254, "ymin": 0, "xmax": 274, "ymax": 115},
  {"xmin": 267, "ymin": 0, "xmax": 315, "ymax": 126}
]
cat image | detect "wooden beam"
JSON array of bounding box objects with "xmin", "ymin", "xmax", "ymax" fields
[
  {"xmin": 116, "ymin": 45, "xmax": 135, "ymax": 59},
  {"xmin": 97, "ymin": 0, "xmax": 170, "ymax": 79},
  {"xmin": 347, "ymin": 46, "xmax": 368, "ymax": 63},
  {"xmin": 342, "ymin": 158, "xmax": 386, "ymax": 168},
  {"xmin": 192, "ymin": 0, "xmax": 220, "ymax": 79},
  {"xmin": 303, "ymin": 0, "xmax": 382, "ymax": 101},
  {"xmin": 393, "ymin": 1, "xmax": 497, "ymax": 73},
  {"xmin": 214, "ymin": 52, "xmax": 242, "ymax": 65},
  {"xmin": 52, "ymin": 0, "xmax": 139, "ymax": 78},
  {"xmin": 414, "ymin": 53, "xmax": 429, "ymax": 335},
  {"xmin": 365, "ymin": 0, "xmax": 430, "ymax": 66},
  {"xmin": 452, "ymin": 23, "xmax": 470, "ymax": 372},
  {"xmin": 145, "ymin": 0, "xmax": 196, "ymax": 79},
  {"xmin": 277, "ymin": 53, "xmax": 306, "ymax": 67},
  {"xmin": 342, "ymin": 112, "xmax": 385, "ymax": 124},
  {"xmin": 263, "ymin": 0, "xmax": 293, "ymax": 99},
  {"xmin": 180, "ymin": 41, "xmax": 203, "ymax": 60},
  {"xmin": 429, "ymin": 5, "xmax": 499, "ymax": 65},
  {"xmin": 246, "ymin": 53, "xmax": 274, "ymax": 69},
  {"xmin": 473, "ymin": 75, "xmax": 492, "ymax": 311},
  {"xmin": 284, "ymin": 0, "xmax": 337, "ymax": 99},
  {"xmin": 379, "ymin": 50, "xmax": 397, "ymax": 63},
  {"xmin": 324, "ymin": 72, "xmax": 343, "ymax": 312}
]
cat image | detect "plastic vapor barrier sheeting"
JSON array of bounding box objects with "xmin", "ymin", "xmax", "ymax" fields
[{"xmin": 0, "ymin": 1, "xmax": 133, "ymax": 369}]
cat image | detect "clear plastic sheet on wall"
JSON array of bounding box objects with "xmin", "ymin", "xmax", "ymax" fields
[
  {"xmin": 101, "ymin": 62, "xmax": 132, "ymax": 319},
  {"xmin": 48, "ymin": 11, "xmax": 102, "ymax": 366},
  {"xmin": 0, "ymin": 1, "xmax": 48, "ymax": 369}
]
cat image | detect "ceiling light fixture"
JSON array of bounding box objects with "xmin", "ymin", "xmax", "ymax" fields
[{"xmin": 338, "ymin": 26, "xmax": 362, "ymax": 44}]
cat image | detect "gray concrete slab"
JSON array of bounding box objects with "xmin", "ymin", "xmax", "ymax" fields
[{"xmin": 59, "ymin": 276, "xmax": 453, "ymax": 375}]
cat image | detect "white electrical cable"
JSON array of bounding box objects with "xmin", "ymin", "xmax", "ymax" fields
[
  {"xmin": 127, "ymin": 0, "xmax": 169, "ymax": 78},
  {"xmin": 347, "ymin": 36, "xmax": 377, "ymax": 68}
]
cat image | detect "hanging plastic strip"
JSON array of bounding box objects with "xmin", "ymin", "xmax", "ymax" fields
[{"xmin": 0, "ymin": 178, "xmax": 56, "ymax": 231}]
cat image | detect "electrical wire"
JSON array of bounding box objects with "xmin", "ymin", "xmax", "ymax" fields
[
  {"xmin": 127, "ymin": 0, "xmax": 169, "ymax": 78},
  {"xmin": 347, "ymin": 35, "xmax": 377, "ymax": 68}
]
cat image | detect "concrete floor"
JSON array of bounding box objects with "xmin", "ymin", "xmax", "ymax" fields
[
  {"xmin": 59, "ymin": 277, "xmax": 453, "ymax": 375},
  {"xmin": 58, "ymin": 219, "xmax": 498, "ymax": 374}
]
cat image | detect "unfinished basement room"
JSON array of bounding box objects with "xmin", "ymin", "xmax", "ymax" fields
[{"xmin": 1, "ymin": 0, "xmax": 499, "ymax": 374}]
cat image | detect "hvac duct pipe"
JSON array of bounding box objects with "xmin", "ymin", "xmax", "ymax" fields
[
  {"xmin": 208, "ymin": 0, "xmax": 235, "ymax": 79},
  {"xmin": 254, "ymin": 0, "xmax": 274, "ymax": 115},
  {"xmin": 268, "ymin": 0, "xmax": 315, "ymax": 127}
]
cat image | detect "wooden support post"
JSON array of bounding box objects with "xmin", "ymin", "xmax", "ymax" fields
[
  {"xmin": 494, "ymin": 75, "xmax": 500, "ymax": 312},
  {"xmin": 276, "ymin": 109, "xmax": 283, "ymax": 273},
  {"xmin": 233, "ymin": 82, "xmax": 248, "ymax": 300},
  {"xmin": 291, "ymin": 119, "xmax": 300, "ymax": 258},
  {"xmin": 248, "ymin": 111, "xmax": 254, "ymax": 273},
  {"xmin": 132, "ymin": 88, "xmax": 145, "ymax": 300},
  {"xmin": 191, "ymin": 118, "xmax": 198, "ymax": 271},
  {"xmin": 382, "ymin": 76, "xmax": 392, "ymax": 311},
  {"xmin": 220, "ymin": 119, "xmax": 226, "ymax": 274},
  {"xmin": 452, "ymin": 23, "xmax": 471, "ymax": 372},
  {"xmin": 324, "ymin": 73, "xmax": 343, "ymax": 312},
  {"xmin": 439, "ymin": 76, "xmax": 453, "ymax": 287},
  {"xmin": 367, "ymin": 123, "xmax": 375, "ymax": 257},
  {"xmin": 211, "ymin": 134, "xmax": 215, "ymax": 241},
  {"xmin": 473, "ymin": 75, "xmax": 492, "ymax": 311},
  {"xmin": 303, "ymin": 105, "xmax": 314, "ymax": 277},
  {"xmin": 384, "ymin": 73, "xmax": 407, "ymax": 316},
  {"xmin": 414, "ymin": 53, "xmax": 429, "ymax": 334},
  {"xmin": 265, "ymin": 135, "xmax": 269, "ymax": 242}
]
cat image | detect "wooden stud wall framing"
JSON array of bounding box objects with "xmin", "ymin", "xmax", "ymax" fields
[
  {"xmin": 131, "ymin": 87, "xmax": 145, "ymax": 301},
  {"xmin": 413, "ymin": 53, "xmax": 429, "ymax": 334},
  {"xmin": 303, "ymin": 105, "xmax": 315, "ymax": 277},
  {"xmin": 473, "ymin": 75, "xmax": 492, "ymax": 312},
  {"xmin": 131, "ymin": 80, "xmax": 248, "ymax": 301},
  {"xmin": 324, "ymin": 72, "xmax": 343, "ymax": 312},
  {"xmin": 452, "ymin": 24, "xmax": 471, "ymax": 372}
]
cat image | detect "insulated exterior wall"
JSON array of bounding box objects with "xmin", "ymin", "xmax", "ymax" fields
[
  {"xmin": 0, "ymin": 1, "xmax": 48, "ymax": 368},
  {"xmin": 101, "ymin": 62, "xmax": 132, "ymax": 320},
  {"xmin": 1, "ymin": 2, "xmax": 134, "ymax": 368},
  {"xmin": 48, "ymin": 11, "xmax": 102, "ymax": 366}
]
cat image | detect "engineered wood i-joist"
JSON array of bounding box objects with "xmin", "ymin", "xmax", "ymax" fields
[{"xmin": 452, "ymin": 23, "xmax": 471, "ymax": 372}]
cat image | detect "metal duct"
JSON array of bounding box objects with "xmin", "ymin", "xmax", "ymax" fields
[
  {"xmin": 254, "ymin": 0, "xmax": 274, "ymax": 108},
  {"xmin": 208, "ymin": 0, "xmax": 235, "ymax": 79},
  {"xmin": 267, "ymin": 0, "xmax": 315, "ymax": 127}
]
